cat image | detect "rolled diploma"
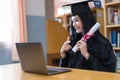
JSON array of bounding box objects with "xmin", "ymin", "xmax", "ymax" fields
[{"xmin": 72, "ymin": 22, "xmax": 101, "ymax": 53}]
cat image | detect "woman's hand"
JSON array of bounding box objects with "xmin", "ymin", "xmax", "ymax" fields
[
  {"xmin": 77, "ymin": 40, "xmax": 89, "ymax": 60},
  {"xmin": 60, "ymin": 37, "xmax": 72, "ymax": 58}
]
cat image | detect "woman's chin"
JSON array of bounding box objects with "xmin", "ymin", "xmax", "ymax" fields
[{"xmin": 76, "ymin": 30, "xmax": 81, "ymax": 33}]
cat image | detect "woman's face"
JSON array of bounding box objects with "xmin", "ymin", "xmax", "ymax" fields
[{"xmin": 72, "ymin": 15, "xmax": 83, "ymax": 33}]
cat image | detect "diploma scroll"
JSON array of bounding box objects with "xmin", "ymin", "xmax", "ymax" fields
[{"xmin": 72, "ymin": 22, "xmax": 101, "ymax": 53}]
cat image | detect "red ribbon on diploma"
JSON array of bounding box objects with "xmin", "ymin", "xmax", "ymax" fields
[{"xmin": 81, "ymin": 32, "xmax": 95, "ymax": 42}]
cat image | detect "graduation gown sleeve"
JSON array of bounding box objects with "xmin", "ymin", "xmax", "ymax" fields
[
  {"xmin": 86, "ymin": 43, "xmax": 116, "ymax": 72},
  {"xmin": 60, "ymin": 50, "xmax": 74, "ymax": 67}
]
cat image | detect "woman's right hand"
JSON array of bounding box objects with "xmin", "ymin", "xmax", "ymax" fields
[{"xmin": 60, "ymin": 37, "xmax": 72, "ymax": 58}]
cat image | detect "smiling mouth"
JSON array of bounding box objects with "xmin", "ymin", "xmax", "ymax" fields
[
  {"xmin": 76, "ymin": 27, "xmax": 81, "ymax": 30},
  {"xmin": 76, "ymin": 27, "xmax": 82, "ymax": 33}
]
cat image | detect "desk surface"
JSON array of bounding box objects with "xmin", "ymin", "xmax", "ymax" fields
[{"xmin": 0, "ymin": 63, "xmax": 120, "ymax": 80}]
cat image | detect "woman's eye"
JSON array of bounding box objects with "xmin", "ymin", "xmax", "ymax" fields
[
  {"xmin": 75, "ymin": 19, "xmax": 79, "ymax": 22},
  {"xmin": 72, "ymin": 19, "xmax": 79, "ymax": 23}
]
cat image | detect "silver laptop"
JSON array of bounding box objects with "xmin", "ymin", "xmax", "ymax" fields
[{"xmin": 16, "ymin": 42, "xmax": 71, "ymax": 75}]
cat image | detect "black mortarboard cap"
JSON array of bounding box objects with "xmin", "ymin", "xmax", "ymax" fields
[{"xmin": 63, "ymin": 0, "xmax": 93, "ymax": 16}]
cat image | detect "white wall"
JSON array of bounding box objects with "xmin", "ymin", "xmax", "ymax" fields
[{"xmin": 25, "ymin": 0, "xmax": 45, "ymax": 16}]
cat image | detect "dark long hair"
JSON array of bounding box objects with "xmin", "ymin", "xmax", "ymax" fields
[{"xmin": 69, "ymin": 11, "xmax": 113, "ymax": 58}]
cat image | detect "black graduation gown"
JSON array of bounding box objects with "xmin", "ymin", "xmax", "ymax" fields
[{"xmin": 60, "ymin": 33, "xmax": 116, "ymax": 72}]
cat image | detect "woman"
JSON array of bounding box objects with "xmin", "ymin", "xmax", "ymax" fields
[{"xmin": 60, "ymin": 1, "xmax": 116, "ymax": 72}]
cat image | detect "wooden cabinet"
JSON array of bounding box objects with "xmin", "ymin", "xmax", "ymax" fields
[
  {"xmin": 46, "ymin": 19, "xmax": 68, "ymax": 66},
  {"xmin": 104, "ymin": 0, "xmax": 120, "ymax": 71}
]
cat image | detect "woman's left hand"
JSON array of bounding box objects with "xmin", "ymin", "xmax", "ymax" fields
[{"xmin": 77, "ymin": 40, "xmax": 89, "ymax": 60}]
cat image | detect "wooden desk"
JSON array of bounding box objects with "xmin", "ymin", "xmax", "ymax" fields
[{"xmin": 0, "ymin": 63, "xmax": 120, "ymax": 80}]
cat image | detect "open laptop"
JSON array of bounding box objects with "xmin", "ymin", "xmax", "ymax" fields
[{"xmin": 16, "ymin": 42, "xmax": 71, "ymax": 75}]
